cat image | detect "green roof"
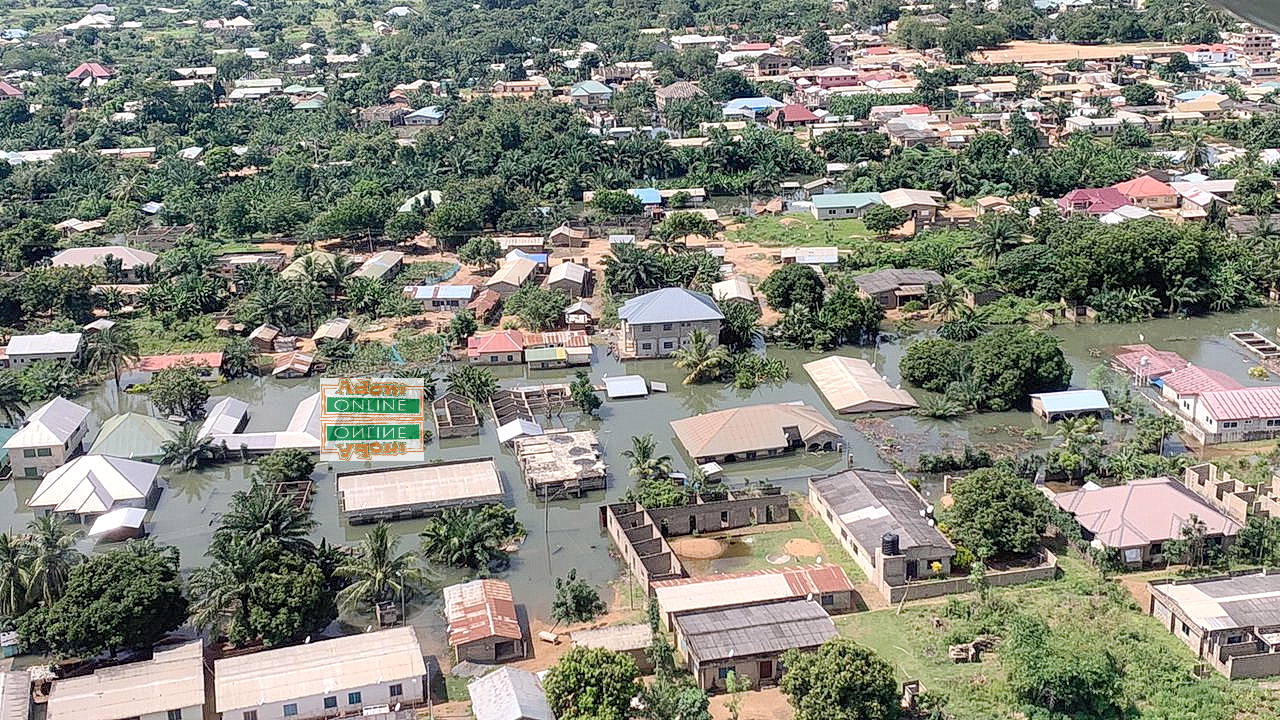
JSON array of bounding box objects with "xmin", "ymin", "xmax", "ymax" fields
[
  {"xmin": 525, "ymin": 347, "xmax": 567, "ymax": 362},
  {"xmin": 88, "ymin": 412, "xmax": 181, "ymax": 460}
]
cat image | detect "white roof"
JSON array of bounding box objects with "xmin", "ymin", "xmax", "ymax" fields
[
  {"xmin": 469, "ymin": 667, "xmax": 555, "ymax": 720},
  {"xmin": 86, "ymin": 507, "xmax": 147, "ymax": 537},
  {"xmin": 337, "ymin": 459, "xmax": 503, "ymax": 514},
  {"xmin": 547, "ymin": 262, "xmax": 589, "ymax": 285},
  {"xmin": 803, "ymin": 356, "xmax": 918, "ymax": 413},
  {"xmin": 214, "ymin": 628, "xmax": 425, "ymax": 712},
  {"xmin": 497, "ymin": 418, "xmax": 543, "ymax": 444},
  {"xmin": 47, "ymin": 642, "xmax": 204, "ymax": 720},
  {"xmin": 0, "ymin": 671, "xmax": 29, "ymax": 720},
  {"xmin": 5, "ymin": 331, "xmax": 83, "ymax": 357},
  {"xmin": 50, "ymin": 245, "xmax": 157, "ymax": 270},
  {"xmin": 198, "ymin": 397, "xmax": 250, "ymax": 438},
  {"xmin": 604, "ymin": 375, "xmax": 648, "ymax": 398},
  {"xmin": 28, "ymin": 455, "xmax": 158, "ymax": 515},
  {"xmin": 4, "ymin": 397, "xmax": 90, "ymax": 448}
]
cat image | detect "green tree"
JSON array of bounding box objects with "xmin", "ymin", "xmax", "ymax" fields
[
  {"xmin": 589, "ymin": 190, "xmax": 644, "ymax": 216},
  {"xmin": 457, "ymin": 236, "xmax": 502, "ymax": 269},
  {"xmin": 552, "ymin": 568, "xmax": 606, "ymax": 625},
  {"xmin": 213, "ymin": 482, "xmax": 317, "ymax": 559},
  {"xmin": 220, "ymin": 337, "xmax": 255, "ymax": 379},
  {"xmin": 544, "ymin": 646, "xmax": 641, "ymax": 720},
  {"xmin": 779, "ymin": 638, "xmax": 899, "ymax": 720},
  {"xmin": 446, "ymin": 309, "xmax": 479, "ymax": 347},
  {"xmin": 19, "ymin": 540, "xmax": 187, "ymax": 658},
  {"xmin": 0, "ymin": 532, "xmax": 27, "ymax": 617},
  {"xmin": 21, "ymin": 515, "xmax": 83, "ymax": 607},
  {"xmin": 623, "ymin": 434, "xmax": 673, "ymax": 481},
  {"xmin": 252, "ymin": 448, "xmax": 317, "ymax": 485},
  {"xmin": 337, "ymin": 522, "xmax": 424, "ymax": 614},
  {"xmin": 161, "ymin": 423, "xmax": 221, "ymax": 471},
  {"xmin": 570, "ymin": 369, "xmax": 601, "ymax": 417},
  {"xmin": 506, "ymin": 286, "xmax": 570, "ymax": 330},
  {"xmin": 719, "ymin": 300, "xmax": 762, "ymax": 351},
  {"xmin": 940, "ymin": 467, "xmax": 1051, "ymax": 559},
  {"xmin": 419, "ymin": 505, "xmax": 524, "ymax": 573},
  {"xmin": 0, "ymin": 370, "xmax": 26, "ymax": 425},
  {"xmin": 1003, "ymin": 616, "xmax": 1125, "ymax": 718},
  {"xmin": 147, "ymin": 365, "xmax": 209, "ymax": 419},
  {"xmin": 900, "ymin": 337, "xmax": 969, "ymax": 392},
  {"xmin": 17, "ymin": 361, "xmax": 83, "ymax": 403},
  {"xmin": 863, "ymin": 204, "xmax": 909, "ymax": 235},
  {"xmin": 86, "ymin": 324, "xmax": 139, "ymax": 389},
  {"xmin": 623, "ymin": 476, "xmax": 687, "ymax": 509},
  {"xmin": 447, "ymin": 365, "xmax": 499, "ymax": 407},
  {"xmin": 968, "ymin": 327, "xmax": 1072, "ymax": 410},
  {"xmin": 818, "ymin": 288, "xmax": 885, "ymax": 344},
  {"xmin": 653, "ymin": 212, "xmax": 717, "ymax": 246},
  {"xmin": 1120, "ymin": 83, "xmax": 1157, "ymax": 106},
  {"xmin": 760, "ymin": 264, "xmax": 824, "ymax": 311},
  {"xmin": 671, "ymin": 328, "xmax": 730, "ymax": 384}
]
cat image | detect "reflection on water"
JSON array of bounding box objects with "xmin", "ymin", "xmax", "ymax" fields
[
  {"xmin": 3, "ymin": 307, "xmax": 1278, "ymax": 656},
  {"xmin": 1211, "ymin": 0, "xmax": 1280, "ymax": 32}
]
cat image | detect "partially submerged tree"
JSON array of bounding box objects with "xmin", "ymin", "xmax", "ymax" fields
[
  {"xmin": 779, "ymin": 638, "xmax": 898, "ymax": 720},
  {"xmin": 552, "ymin": 568, "xmax": 606, "ymax": 625}
]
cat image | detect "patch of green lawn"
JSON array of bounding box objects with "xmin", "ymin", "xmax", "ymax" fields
[{"xmin": 724, "ymin": 215, "xmax": 877, "ymax": 248}]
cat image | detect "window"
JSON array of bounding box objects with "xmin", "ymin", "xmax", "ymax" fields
[
  {"xmin": 23, "ymin": 467, "xmax": 37, "ymax": 478},
  {"xmin": 168, "ymin": 711, "xmax": 183, "ymax": 720},
  {"xmin": 1222, "ymin": 421, "xmax": 1239, "ymax": 429},
  {"xmin": 641, "ymin": 343, "xmax": 652, "ymax": 350},
  {"xmin": 662, "ymin": 323, "xmax": 672, "ymax": 331},
  {"xmin": 390, "ymin": 684, "xmax": 403, "ymax": 697},
  {"xmin": 663, "ymin": 341, "xmax": 673, "ymax": 350},
  {"xmin": 820, "ymin": 594, "xmax": 834, "ymax": 606},
  {"xmin": 489, "ymin": 355, "xmax": 499, "ymax": 362},
  {"xmin": 1181, "ymin": 622, "xmax": 1190, "ymax": 635},
  {"xmin": 506, "ymin": 355, "xmax": 514, "ymax": 362},
  {"xmin": 242, "ymin": 712, "xmax": 258, "ymax": 720},
  {"xmin": 348, "ymin": 691, "xmax": 362, "ymax": 705},
  {"xmin": 1228, "ymin": 634, "xmax": 1244, "ymax": 644},
  {"xmin": 283, "ymin": 705, "xmax": 298, "ymax": 718},
  {"xmin": 324, "ymin": 697, "xmax": 338, "ymax": 709},
  {"xmin": 717, "ymin": 667, "xmax": 733, "ymax": 679},
  {"xmin": 36, "ymin": 448, "xmax": 51, "ymax": 457},
  {"xmin": 22, "ymin": 449, "xmax": 34, "ymax": 458},
  {"xmin": 1150, "ymin": 542, "xmax": 1163, "ymax": 555},
  {"xmin": 642, "ymin": 325, "xmax": 651, "ymax": 332}
]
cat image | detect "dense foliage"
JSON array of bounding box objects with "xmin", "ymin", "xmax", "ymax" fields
[
  {"xmin": 779, "ymin": 638, "xmax": 899, "ymax": 720},
  {"xmin": 940, "ymin": 468, "xmax": 1052, "ymax": 559},
  {"xmin": 901, "ymin": 327, "xmax": 1071, "ymax": 411}
]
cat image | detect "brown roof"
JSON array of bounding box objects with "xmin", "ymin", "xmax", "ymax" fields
[
  {"xmin": 443, "ymin": 579, "xmax": 522, "ymax": 647},
  {"xmin": 669, "ymin": 402, "xmax": 839, "ymax": 458}
]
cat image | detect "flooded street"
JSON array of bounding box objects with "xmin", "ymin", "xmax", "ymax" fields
[{"xmin": 3, "ymin": 306, "xmax": 1279, "ymax": 657}]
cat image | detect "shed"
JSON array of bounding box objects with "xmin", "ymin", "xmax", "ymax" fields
[
  {"xmin": 803, "ymin": 356, "xmax": 917, "ymax": 414},
  {"xmin": 337, "ymin": 458, "xmax": 503, "ymax": 523},
  {"xmin": 572, "ymin": 625, "xmax": 654, "ymax": 672},
  {"xmin": 468, "ymin": 667, "xmax": 554, "ymax": 720},
  {"xmin": 86, "ymin": 506, "xmax": 147, "ymax": 541},
  {"xmin": 674, "ymin": 599, "xmax": 836, "ymax": 691},
  {"xmin": 1030, "ymin": 389, "xmax": 1110, "ymax": 422},
  {"xmin": 604, "ymin": 375, "xmax": 648, "ymax": 399},
  {"xmin": 444, "ymin": 579, "xmax": 527, "ymax": 663}
]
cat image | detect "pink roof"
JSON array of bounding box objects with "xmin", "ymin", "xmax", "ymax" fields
[
  {"xmin": 66, "ymin": 62, "xmax": 114, "ymax": 80},
  {"xmin": 734, "ymin": 42, "xmax": 773, "ymax": 51},
  {"xmin": 1184, "ymin": 44, "xmax": 1230, "ymax": 53},
  {"xmin": 1113, "ymin": 175, "xmax": 1177, "ymax": 199},
  {"xmin": 132, "ymin": 352, "xmax": 223, "ymax": 372},
  {"xmin": 1052, "ymin": 477, "xmax": 1240, "ymax": 549},
  {"xmin": 466, "ymin": 330, "xmax": 524, "ymax": 358},
  {"xmin": 0, "ymin": 81, "xmax": 22, "ymax": 98},
  {"xmin": 1160, "ymin": 365, "xmax": 1243, "ymax": 395},
  {"xmin": 768, "ymin": 104, "xmax": 819, "ymax": 124},
  {"xmin": 1058, "ymin": 187, "xmax": 1130, "ymax": 214},
  {"xmin": 650, "ymin": 564, "xmax": 854, "ymax": 595},
  {"xmin": 902, "ymin": 104, "xmax": 931, "ymax": 115},
  {"xmin": 1112, "ymin": 344, "xmax": 1188, "ymax": 379},
  {"xmin": 865, "ymin": 46, "xmax": 892, "ymax": 55},
  {"xmin": 1198, "ymin": 386, "xmax": 1280, "ymax": 422}
]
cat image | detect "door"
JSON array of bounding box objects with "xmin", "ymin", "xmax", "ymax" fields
[{"xmin": 758, "ymin": 660, "xmax": 774, "ymax": 681}]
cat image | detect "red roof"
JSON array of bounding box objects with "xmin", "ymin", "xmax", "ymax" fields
[
  {"xmin": 1183, "ymin": 44, "xmax": 1230, "ymax": 53},
  {"xmin": 132, "ymin": 352, "xmax": 223, "ymax": 372},
  {"xmin": 865, "ymin": 46, "xmax": 892, "ymax": 55},
  {"xmin": 66, "ymin": 62, "xmax": 114, "ymax": 80},
  {"xmin": 733, "ymin": 42, "xmax": 773, "ymax": 51},
  {"xmin": 1113, "ymin": 175, "xmax": 1176, "ymax": 200},
  {"xmin": 1057, "ymin": 187, "xmax": 1130, "ymax": 215},
  {"xmin": 1112, "ymin": 344, "xmax": 1187, "ymax": 379},
  {"xmin": 1160, "ymin": 365, "xmax": 1243, "ymax": 395},
  {"xmin": 768, "ymin": 104, "xmax": 819, "ymax": 124},
  {"xmin": 650, "ymin": 564, "xmax": 854, "ymax": 595},
  {"xmin": 466, "ymin": 330, "xmax": 524, "ymax": 358},
  {"xmin": 902, "ymin": 104, "xmax": 931, "ymax": 115},
  {"xmin": 1198, "ymin": 387, "xmax": 1280, "ymax": 422},
  {"xmin": 0, "ymin": 81, "xmax": 22, "ymax": 99},
  {"xmin": 444, "ymin": 579, "xmax": 523, "ymax": 647}
]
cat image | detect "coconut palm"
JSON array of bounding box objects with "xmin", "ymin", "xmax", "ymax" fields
[
  {"xmin": 337, "ymin": 522, "xmax": 424, "ymax": 614},
  {"xmin": 187, "ymin": 537, "xmax": 263, "ymax": 639},
  {"xmin": 671, "ymin": 329, "xmax": 730, "ymax": 385},
  {"xmin": 927, "ymin": 279, "xmax": 967, "ymax": 321},
  {"xmin": 419, "ymin": 505, "xmax": 523, "ymax": 573},
  {"xmin": 602, "ymin": 243, "xmax": 664, "ymax": 293},
  {"xmin": 938, "ymin": 307, "xmax": 987, "ymax": 341},
  {"xmin": 446, "ymin": 365, "xmax": 499, "ymax": 408},
  {"xmin": 1182, "ymin": 130, "xmax": 1208, "ymax": 171},
  {"xmin": 623, "ymin": 433, "xmax": 673, "ymax": 481},
  {"xmin": 22, "ymin": 515, "xmax": 83, "ymax": 606},
  {"xmin": 86, "ymin": 325, "xmax": 140, "ymax": 389},
  {"xmin": 0, "ymin": 533, "xmax": 27, "ymax": 617},
  {"xmin": 213, "ymin": 484, "xmax": 317, "ymax": 559},
  {"xmin": 161, "ymin": 424, "xmax": 222, "ymax": 471},
  {"xmin": 971, "ymin": 215, "xmax": 1022, "ymax": 261},
  {"xmin": 0, "ymin": 371, "xmax": 25, "ymax": 426}
]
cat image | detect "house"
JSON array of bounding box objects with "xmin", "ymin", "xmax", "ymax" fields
[
  {"xmin": 1111, "ymin": 343, "xmax": 1189, "ymax": 382},
  {"xmin": 351, "ymin": 250, "xmax": 404, "ymax": 281},
  {"xmin": 803, "ymin": 356, "xmax": 917, "ymax": 414},
  {"xmin": 651, "ymin": 564, "xmax": 857, "ymax": 631},
  {"xmin": 564, "ymin": 300, "xmax": 596, "ymax": 330},
  {"xmin": 544, "ymin": 262, "xmax": 590, "ymax": 298},
  {"xmin": 410, "ymin": 284, "xmax": 475, "ymax": 309},
  {"xmin": 881, "ymin": 188, "xmax": 944, "ymax": 225},
  {"xmin": 767, "ymin": 104, "xmax": 820, "ymax": 129},
  {"xmin": 710, "ymin": 276, "xmax": 756, "ymax": 306},
  {"xmin": 249, "ymin": 324, "xmax": 281, "ymax": 352},
  {"xmin": 0, "ymin": 80, "xmax": 24, "ymax": 100},
  {"xmin": 214, "ymin": 627, "xmax": 427, "ymax": 720},
  {"xmin": 1058, "ymin": 187, "xmax": 1130, "ymax": 217},
  {"xmin": 722, "ymin": 96, "xmax": 784, "ymax": 118},
  {"xmin": 1030, "ymin": 389, "xmax": 1110, "ymax": 422},
  {"xmin": 312, "ymin": 317, "xmax": 353, "ymax": 343},
  {"xmin": 491, "ymin": 78, "xmax": 552, "ymax": 99},
  {"xmin": 469, "ymin": 288, "xmax": 503, "ymax": 323},
  {"xmin": 617, "ymin": 287, "xmax": 724, "ymax": 358},
  {"xmin": 1050, "ymin": 477, "xmax": 1241, "ymax": 566},
  {"xmin": 50, "ymin": 245, "xmax": 157, "ymax": 281},
  {"xmin": 468, "ymin": 667, "xmax": 555, "ymax": 720},
  {"xmin": 66, "ymin": 62, "xmax": 114, "ymax": 86},
  {"xmin": 975, "ymin": 195, "xmax": 1013, "ymax": 215},
  {"xmin": 1148, "ymin": 572, "xmax": 1280, "ymax": 679},
  {"xmin": 1113, "ymin": 175, "xmax": 1180, "ymax": 210},
  {"xmin": 444, "ymin": 579, "xmax": 527, "ymax": 663},
  {"xmin": 404, "ymin": 105, "xmax": 445, "ymax": 126},
  {"xmin": 753, "ymin": 52, "xmax": 791, "ymax": 76},
  {"xmin": 46, "ymin": 641, "xmax": 205, "ymax": 720},
  {"xmin": 1177, "ymin": 386, "xmax": 1280, "ymax": 446},
  {"xmin": 131, "ymin": 352, "xmax": 225, "ymax": 381},
  {"xmin": 511, "ymin": 429, "xmax": 606, "ymax": 497},
  {"xmin": 28, "ymin": 455, "xmax": 160, "ymax": 522},
  {"xmin": 568, "ymin": 80, "xmax": 614, "ymax": 107},
  {"xmin": 2, "ymin": 331, "xmax": 84, "ymax": 368},
  {"xmin": 486, "ymin": 257, "xmax": 539, "ymax": 296},
  {"xmin": 547, "ymin": 224, "xmax": 591, "ymax": 247},
  {"xmin": 777, "ymin": 246, "xmax": 839, "ymax": 266},
  {"xmin": 811, "ymin": 469, "xmax": 955, "ymax": 598},
  {"xmin": 271, "ymin": 351, "xmax": 316, "ymax": 379},
  {"xmin": 669, "ymin": 403, "xmax": 841, "ymax": 464},
  {"xmin": 673, "ymin": 599, "xmax": 837, "ymax": 691},
  {"xmin": 655, "ymin": 81, "xmax": 706, "ymax": 110},
  {"xmin": 809, "ymin": 192, "xmax": 883, "ymax": 220},
  {"xmin": 852, "ymin": 269, "xmax": 942, "ymax": 309},
  {"xmin": 87, "ymin": 412, "xmax": 180, "ymax": 460},
  {"xmin": 3, "ymin": 397, "xmax": 90, "ymax": 478},
  {"xmin": 467, "ymin": 330, "xmax": 525, "ymax": 365},
  {"xmin": 337, "ymin": 458, "xmax": 503, "ymax": 524}
]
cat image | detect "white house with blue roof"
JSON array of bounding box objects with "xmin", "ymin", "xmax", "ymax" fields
[
  {"xmin": 722, "ymin": 96, "xmax": 785, "ymax": 119},
  {"xmin": 569, "ymin": 80, "xmax": 614, "ymax": 107},
  {"xmin": 405, "ymin": 105, "xmax": 445, "ymax": 126},
  {"xmin": 618, "ymin": 287, "xmax": 724, "ymax": 358},
  {"xmin": 809, "ymin": 192, "xmax": 884, "ymax": 220}
]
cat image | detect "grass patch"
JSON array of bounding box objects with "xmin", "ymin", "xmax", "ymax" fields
[
  {"xmin": 724, "ymin": 215, "xmax": 876, "ymax": 248},
  {"xmin": 128, "ymin": 316, "xmax": 225, "ymax": 355},
  {"xmin": 703, "ymin": 497, "xmax": 866, "ymax": 582}
]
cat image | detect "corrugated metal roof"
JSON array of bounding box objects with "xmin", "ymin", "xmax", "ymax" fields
[
  {"xmin": 1030, "ymin": 389, "xmax": 1110, "ymax": 414},
  {"xmin": 852, "ymin": 269, "xmax": 941, "ymax": 296},
  {"xmin": 675, "ymin": 599, "xmax": 836, "ymax": 662},
  {"xmin": 1052, "ymin": 477, "xmax": 1240, "ymax": 548},
  {"xmin": 1198, "ymin": 386, "xmax": 1280, "ymax": 421},
  {"xmin": 1153, "ymin": 573, "xmax": 1280, "ymax": 633},
  {"xmin": 604, "ymin": 375, "xmax": 648, "ymax": 398},
  {"xmin": 804, "ymin": 356, "xmax": 917, "ymax": 414},
  {"xmin": 618, "ymin": 288, "xmax": 723, "ymax": 325},
  {"xmin": 4, "ymin": 397, "xmax": 89, "ymax": 448},
  {"xmin": 469, "ymin": 667, "xmax": 555, "ymax": 720},
  {"xmin": 48, "ymin": 642, "xmax": 203, "ymax": 720},
  {"xmin": 653, "ymin": 565, "xmax": 853, "ymax": 617},
  {"xmin": 88, "ymin": 412, "xmax": 179, "ymax": 459},
  {"xmin": 670, "ymin": 403, "xmax": 839, "ymax": 458},
  {"xmin": 444, "ymin": 579, "xmax": 523, "ymax": 647},
  {"xmin": 810, "ymin": 469, "xmax": 951, "ymax": 554}
]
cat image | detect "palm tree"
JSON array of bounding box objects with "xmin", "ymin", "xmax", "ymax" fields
[
  {"xmin": 0, "ymin": 371, "xmax": 25, "ymax": 426},
  {"xmin": 623, "ymin": 434, "xmax": 673, "ymax": 481},
  {"xmin": 22, "ymin": 515, "xmax": 83, "ymax": 606},
  {"xmin": 161, "ymin": 424, "xmax": 221, "ymax": 471},
  {"xmin": 0, "ymin": 533, "xmax": 27, "ymax": 617},
  {"xmin": 1182, "ymin": 130, "xmax": 1208, "ymax": 171},
  {"xmin": 446, "ymin": 366, "xmax": 499, "ymax": 408},
  {"xmin": 971, "ymin": 215, "xmax": 1022, "ymax": 261},
  {"xmin": 87, "ymin": 325, "xmax": 140, "ymax": 388},
  {"xmin": 671, "ymin": 329, "xmax": 730, "ymax": 385},
  {"xmin": 927, "ymin": 279, "xmax": 967, "ymax": 321},
  {"xmin": 938, "ymin": 307, "xmax": 986, "ymax": 341},
  {"xmin": 603, "ymin": 244, "xmax": 664, "ymax": 293},
  {"xmin": 419, "ymin": 506, "xmax": 523, "ymax": 573},
  {"xmin": 187, "ymin": 538, "xmax": 263, "ymax": 640},
  {"xmin": 337, "ymin": 522, "xmax": 424, "ymax": 614},
  {"xmin": 213, "ymin": 484, "xmax": 317, "ymax": 558}
]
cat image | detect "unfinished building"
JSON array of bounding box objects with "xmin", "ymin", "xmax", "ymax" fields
[
  {"xmin": 432, "ymin": 392, "xmax": 481, "ymax": 439},
  {"xmin": 511, "ymin": 430, "xmax": 606, "ymax": 498}
]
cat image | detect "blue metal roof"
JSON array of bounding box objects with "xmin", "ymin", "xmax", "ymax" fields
[
  {"xmin": 570, "ymin": 80, "xmax": 613, "ymax": 96},
  {"xmin": 618, "ymin": 287, "xmax": 723, "ymax": 324},
  {"xmin": 811, "ymin": 192, "xmax": 883, "ymax": 210},
  {"xmin": 628, "ymin": 187, "xmax": 663, "ymax": 205},
  {"xmin": 1031, "ymin": 389, "xmax": 1109, "ymax": 413},
  {"xmin": 407, "ymin": 105, "xmax": 444, "ymax": 119},
  {"xmin": 723, "ymin": 96, "xmax": 785, "ymax": 112}
]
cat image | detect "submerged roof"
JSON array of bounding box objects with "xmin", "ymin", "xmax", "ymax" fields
[
  {"xmin": 337, "ymin": 458, "xmax": 503, "ymax": 515},
  {"xmin": 618, "ymin": 288, "xmax": 723, "ymax": 325},
  {"xmin": 1030, "ymin": 389, "xmax": 1110, "ymax": 414},
  {"xmin": 674, "ymin": 599, "xmax": 836, "ymax": 662},
  {"xmin": 804, "ymin": 355, "xmax": 917, "ymax": 413},
  {"xmin": 5, "ymin": 331, "xmax": 83, "ymax": 356},
  {"xmin": 29, "ymin": 455, "xmax": 159, "ymax": 515},
  {"xmin": 670, "ymin": 403, "xmax": 838, "ymax": 458},
  {"xmin": 88, "ymin": 412, "xmax": 180, "ymax": 459}
]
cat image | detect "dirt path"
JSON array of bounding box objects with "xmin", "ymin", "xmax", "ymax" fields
[{"xmin": 710, "ymin": 686, "xmax": 794, "ymax": 720}]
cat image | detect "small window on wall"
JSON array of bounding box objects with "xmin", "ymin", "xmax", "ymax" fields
[
  {"xmin": 348, "ymin": 691, "xmax": 362, "ymax": 705},
  {"xmin": 324, "ymin": 697, "xmax": 338, "ymax": 709},
  {"xmin": 1181, "ymin": 622, "xmax": 1190, "ymax": 635},
  {"xmin": 283, "ymin": 705, "xmax": 298, "ymax": 718},
  {"xmin": 717, "ymin": 667, "xmax": 732, "ymax": 680},
  {"xmin": 390, "ymin": 684, "xmax": 403, "ymax": 697}
]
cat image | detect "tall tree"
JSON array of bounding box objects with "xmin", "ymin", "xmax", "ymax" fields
[
  {"xmin": 336, "ymin": 522, "xmax": 424, "ymax": 614},
  {"xmin": 21, "ymin": 515, "xmax": 83, "ymax": 607},
  {"xmin": 779, "ymin": 638, "xmax": 899, "ymax": 720},
  {"xmin": 671, "ymin": 328, "xmax": 730, "ymax": 384},
  {"xmin": 544, "ymin": 646, "xmax": 641, "ymax": 720}
]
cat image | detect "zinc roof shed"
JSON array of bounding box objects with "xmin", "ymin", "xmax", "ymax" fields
[
  {"xmin": 618, "ymin": 287, "xmax": 723, "ymax": 325},
  {"xmin": 675, "ymin": 599, "xmax": 836, "ymax": 663},
  {"xmin": 803, "ymin": 355, "xmax": 917, "ymax": 414},
  {"xmin": 1030, "ymin": 389, "xmax": 1110, "ymax": 420}
]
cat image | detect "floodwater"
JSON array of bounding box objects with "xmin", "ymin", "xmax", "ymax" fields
[
  {"xmin": 3, "ymin": 306, "xmax": 1279, "ymax": 658},
  {"xmin": 1212, "ymin": 1, "xmax": 1280, "ymax": 33}
]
